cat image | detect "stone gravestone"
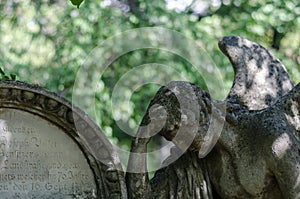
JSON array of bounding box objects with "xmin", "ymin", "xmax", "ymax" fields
[{"xmin": 0, "ymin": 81, "xmax": 126, "ymax": 199}]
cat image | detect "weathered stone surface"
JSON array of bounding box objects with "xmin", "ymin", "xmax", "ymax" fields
[
  {"xmin": 149, "ymin": 151, "xmax": 212, "ymax": 199},
  {"xmin": 0, "ymin": 81, "xmax": 127, "ymax": 199},
  {"xmin": 2, "ymin": 35, "xmax": 298, "ymax": 199},
  {"xmin": 206, "ymin": 37, "xmax": 300, "ymax": 198},
  {"xmin": 219, "ymin": 36, "xmax": 294, "ymax": 110},
  {"xmin": 0, "ymin": 109, "xmax": 96, "ymax": 198},
  {"xmin": 207, "ymin": 83, "xmax": 300, "ymax": 198},
  {"xmin": 126, "ymin": 81, "xmax": 218, "ymax": 199},
  {"xmin": 127, "ymin": 36, "xmax": 300, "ymax": 199}
]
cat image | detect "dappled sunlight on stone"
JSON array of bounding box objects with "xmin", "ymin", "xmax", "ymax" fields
[
  {"xmin": 0, "ymin": 119, "xmax": 11, "ymax": 171},
  {"xmin": 272, "ymin": 133, "xmax": 291, "ymax": 159},
  {"xmin": 285, "ymin": 101, "xmax": 300, "ymax": 131}
]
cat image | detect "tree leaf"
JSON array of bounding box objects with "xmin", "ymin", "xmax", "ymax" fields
[
  {"xmin": 70, "ymin": 0, "xmax": 84, "ymax": 8},
  {"xmin": 0, "ymin": 68, "xmax": 5, "ymax": 76},
  {"xmin": 10, "ymin": 73, "xmax": 17, "ymax": 80}
]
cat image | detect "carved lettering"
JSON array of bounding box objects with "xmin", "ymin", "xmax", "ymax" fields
[{"xmin": 0, "ymin": 109, "xmax": 97, "ymax": 197}]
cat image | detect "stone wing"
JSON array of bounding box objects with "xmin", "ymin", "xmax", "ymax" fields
[{"xmin": 219, "ymin": 36, "xmax": 294, "ymax": 110}]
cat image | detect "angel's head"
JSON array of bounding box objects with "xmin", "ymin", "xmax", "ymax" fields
[{"xmin": 140, "ymin": 81, "xmax": 224, "ymax": 158}]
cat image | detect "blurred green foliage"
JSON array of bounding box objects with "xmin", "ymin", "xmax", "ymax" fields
[
  {"xmin": 0, "ymin": 0, "xmax": 299, "ymax": 155},
  {"xmin": 0, "ymin": 67, "xmax": 17, "ymax": 80}
]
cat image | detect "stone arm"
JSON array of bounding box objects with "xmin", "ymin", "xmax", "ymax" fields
[
  {"xmin": 125, "ymin": 128, "xmax": 151, "ymax": 198},
  {"xmin": 126, "ymin": 140, "xmax": 214, "ymax": 199},
  {"xmin": 126, "ymin": 81, "xmax": 218, "ymax": 199}
]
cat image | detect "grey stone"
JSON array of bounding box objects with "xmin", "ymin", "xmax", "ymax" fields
[
  {"xmin": 219, "ymin": 36, "xmax": 294, "ymax": 110},
  {"xmin": 0, "ymin": 81, "xmax": 127, "ymax": 199},
  {"xmin": 2, "ymin": 35, "xmax": 299, "ymax": 199},
  {"xmin": 126, "ymin": 36, "xmax": 300, "ymax": 199}
]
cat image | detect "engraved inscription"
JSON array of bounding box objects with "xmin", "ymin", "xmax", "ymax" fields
[{"xmin": 0, "ymin": 109, "xmax": 97, "ymax": 198}]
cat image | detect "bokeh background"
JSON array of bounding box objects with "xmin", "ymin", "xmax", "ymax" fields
[{"xmin": 1, "ymin": 0, "xmax": 299, "ymax": 164}]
